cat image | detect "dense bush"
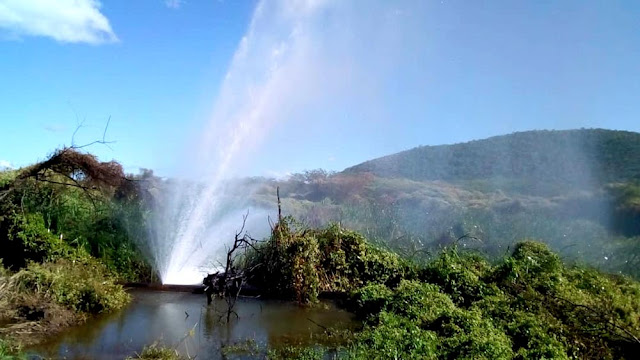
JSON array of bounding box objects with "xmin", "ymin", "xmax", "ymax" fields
[
  {"xmin": 345, "ymin": 241, "xmax": 640, "ymax": 359},
  {"xmin": 350, "ymin": 281, "xmax": 513, "ymax": 359},
  {"xmin": 0, "ymin": 258, "xmax": 129, "ymax": 349},
  {"xmin": 246, "ymin": 219, "xmax": 414, "ymax": 303},
  {"xmin": 254, "ymin": 132, "xmax": 640, "ymax": 281},
  {"xmin": 244, "ymin": 217, "xmax": 640, "ymax": 358},
  {"xmin": 4, "ymin": 212, "xmax": 72, "ymax": 268},
  {"xmin": 12, "ymin": 259, "xmax": 129, "ymax": 314},
  {"xmin": 0, "ymin": 159, "xmax": 152, "ymax": 282}
]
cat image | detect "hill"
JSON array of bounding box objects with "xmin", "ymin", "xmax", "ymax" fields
[
  {"xmin": 344, "ymin": 129, "xmax": 640, "ymax": 195},
  {"xmin": 250, "ymin": 129, "xmax": 640, "ymax": 278}
]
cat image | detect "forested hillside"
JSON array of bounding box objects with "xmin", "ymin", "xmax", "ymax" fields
[
  {"xmin": 344, "ymin": 129, "xmax": 640, "ymax": 195},
  {"xmin": 253, "ymin": 129, "xmax": 640, "ymax": 279}
]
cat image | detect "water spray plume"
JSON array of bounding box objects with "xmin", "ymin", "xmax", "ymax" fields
[
  {"xmin": 149, "ymin": 0, "xmax": 335, "ymax": 285},
  {"xmin": 147, "ymin": 0, "xmax": 424, "ymax": 284}
]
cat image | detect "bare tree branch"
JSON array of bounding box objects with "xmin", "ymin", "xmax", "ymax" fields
[{"xmin": 70, "ymin": 116, "xmax": 115, "ymax": 150}]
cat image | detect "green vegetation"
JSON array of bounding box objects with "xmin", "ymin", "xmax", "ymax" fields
[
  {"xmin": 247, "ymin": 218, "xmax": 414, "ymax": 303},
  {"xmin": 345, "ymin": 129, "xmax": 640, "ymax": 189},
  {"xmin": 221, "ymin": 339, "xmax": 261, "ymax": 357},
  {"xmin": 0, "ymin": 338, "xmax": 25, "ymax": 360},
  {"xmin": 0, "ymin": 257, "xmax": 129, "ymax": 348},
  {"xmin": 2, "ymin": 131, "xmax": 640, "ymax": 359},
  {"xmin": 0, "ymin": 149, "xmax": 147, "ymax": 346},
  {"xmin": 244, "ymin": 222, "xmax": 640, "ymax": 359},
  {"xmin": 13, "ymin": 259, "xmax": 129, "ymax": 314},
  {"xmin": 0, "ymin": 149, "xmax": 152, "ymax": 280},
  {"xmin": 250, "ymin": 129, "xmax": 640, "ymax": 280},
  {"xmin": 267, "ymin": 346, "xmax": 325, "ymax": 360},
  {"xmin": 126, "ymin": 343, "xmax": 183, "ymax": 360}
]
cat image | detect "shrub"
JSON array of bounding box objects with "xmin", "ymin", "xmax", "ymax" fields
[
  {"xmin": 437, "ymin": 307, "xmax": 513, "ymax": 360},
  {"xmin": 350, "ymin": 280, "xmax": 513, "ymax": 360},
  {"xmin": 348, "ymin": 312, "xmax": 439, "ymax": 359},
  {"xmin": 349, "ymin": 283, "xmax": 393, "ymax": 319},
  {"xmin": 0, "ymin": 162, "xmax": 152, "ymax": 283},
  {"xmin": 384, "ymin": 280, "xmax": 455, "ymax": 323},
  {"xmin": 247, "ymin": 220, "xmax": 413, "ymax": 303},
  {"xmin": 4, "ymin": 212, "xmax": 72, "ymax": 268},
  {"xmin": 491, "ymin": 241, "xmax": 563, "ymax": 293},
  {"xmin": 13, "ymin": 259, "xmax": 129, "ymax": 314},
  {"xmin": 504, "ymin": 311, "xmax": 568, "ymax": 360},
  {"xmin": 267, "ymin": 346, "xmax": 324, "ymax": 360},
  {"xmin": 420, "ymin": 247, "xmax": 491, "ymax": 306},
  {"xmin": 346, "ymin": 239, "xmax": 640, "ymax": 359}
]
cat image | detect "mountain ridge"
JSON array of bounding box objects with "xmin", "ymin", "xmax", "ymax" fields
[{"xmin": 343, "ymin": 128, "xmax": 640, "ymax": 193}]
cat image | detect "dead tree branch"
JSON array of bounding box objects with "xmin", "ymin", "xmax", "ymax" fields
[{"xmin": 203, "ymin": 211, "xmax": 265, "ymax": 323}]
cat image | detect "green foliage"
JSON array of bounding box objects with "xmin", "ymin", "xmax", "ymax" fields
[
  {"xmin": 246, "ymin": 216, "xmax": 319, "ymax": 302},
  {"xmin": 5, "ymin": 212, "xmax": 74, "ymax": 267},
  {"xmin": 345, "ymin": 240, "xmax": 640, "ymax": 359},
  {"xmin": 349, "ymin": 281, "xmax": 513, "ymax": 359},
  {"xmin": 247, "ymin": 219, "xmax": 413, "ymax": 303},
  {"xmin": 349, "ymin": 283, "xmax": 392, "ymax": 319},
  {"xmin": 382, "ymin": 281, "xmax": 455, "ymax": 323},
  {"xmin": 221, "ymin": 338, "xmax": 261, "ymax": 357},
  {"xmin": 345, "ymin": 129, "xmax": 640, "ymax": 191},
  {"xmin": 0, "ymin": 170, "xmax": 18, "ymax": 188},
  {"xmin": 0, "ymin": 338, "xmax": 25, "ymax": 360},
  {"xmin": 491, "ymin": 240, "xmax": 564, "ymax": 293},
  {"xmin": 251, "ymin": 129, "xmax": 640, "ymax": 282},
  {"xmin": 247, "ymin": 222, "xmax": 640, "ymax": 358},
  {"xmin": 267, "ymin": 346, "xmax": 325, "ymax": 360},
  {"xmin": 13, "ymin": 259, "xmax": 129, "ymax": 314},
  {"xmin": 126, "ymin": 343, "xmax": 183, "ymax": 360},
  {"xmin": 347, "ymin": 312, "xmax": 439, "ymax": 359},
  {"xmin": 245, "ymin": 220, "xmax": 640, "ymax": 358},
  {"xmin": 420, "ymin": 247, "xmax": 492, "ymax": 306},
  {"xmin": 0, "ymin": 163, "xmax": 152, "ymax": 282},
  {"xmin": 504, "ymin": 311, "xmax": 568, "ymax": 359}
]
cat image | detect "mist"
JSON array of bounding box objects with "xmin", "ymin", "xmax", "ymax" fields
[
  {"xmin": 145, "ymin": 0, "xmax": 640, "ymax": 284},
  {"xmin": 149, "ymin": 0, "xmax": 435, "ymax": 284}
]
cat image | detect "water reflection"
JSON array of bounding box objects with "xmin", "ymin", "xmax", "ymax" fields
[{"xmin": 28, "ymin": 290, "xmax": 356, "ymax": 359}]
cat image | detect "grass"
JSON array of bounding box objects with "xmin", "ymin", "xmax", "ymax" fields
[
  {"xmin": 0, "ymin": 338, "xmax": 25, "ymax": 360},
  {"xmin": 126, "ymin": 343, "xmax": 183, "ymax": 360},
  {"xmin": 221, "ymin": 338, "xmax": 261, "ymax": 357}
]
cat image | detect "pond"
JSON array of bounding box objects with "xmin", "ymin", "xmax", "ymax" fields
[{"xmin": 27, "ymin": 289, "xmax": 358, "ymax": 359}]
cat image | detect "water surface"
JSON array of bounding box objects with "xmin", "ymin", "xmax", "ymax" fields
[{"xmin": 28, "ymin": 289, "xmax": 357, "ymax": 359}]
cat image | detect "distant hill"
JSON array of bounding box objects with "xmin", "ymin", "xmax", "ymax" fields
[
  {"xmin": 344, "ymin": 129, "xmax": 640, "ymax": 194},
  {"xmin": 252, "ymin": 129, "xmax": 640, "ymax": 277}
]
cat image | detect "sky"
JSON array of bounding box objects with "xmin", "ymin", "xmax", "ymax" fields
[{"xmin": 1, "ymin": 0, "xmax": 639, "ymax": 178}]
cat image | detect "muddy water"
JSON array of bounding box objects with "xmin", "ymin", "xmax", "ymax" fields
[{"xmin": 27, "ymin": 289, "xmax": 357, "ymax": 359}]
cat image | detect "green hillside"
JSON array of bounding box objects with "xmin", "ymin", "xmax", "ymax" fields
[
  {"xmin": 344, "ymin": 129, "xmax": 640, "ymax": 195},
  {"xmin": 254, "ymin": 129, "xmax": 640, "ymax": 279}
]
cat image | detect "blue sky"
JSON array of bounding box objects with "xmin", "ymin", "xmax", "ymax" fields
[{"xmin": 1, "ymin": 0, "xmax": 639, "ymax": 178}]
